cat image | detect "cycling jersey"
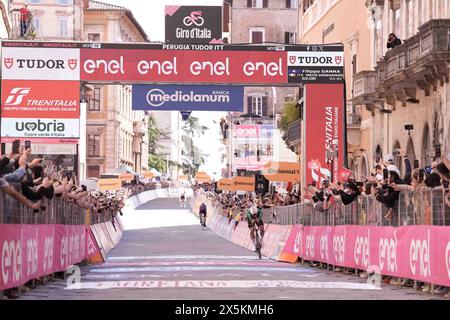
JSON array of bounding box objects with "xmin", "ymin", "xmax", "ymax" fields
[{"xmin": 246, "ymin": 207, "xmax": 263, "ymax": 227}]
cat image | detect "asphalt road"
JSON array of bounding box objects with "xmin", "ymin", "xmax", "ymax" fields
[{"xmin": 19, "ymin": 196, "xmax": 437, "ymax": 300}]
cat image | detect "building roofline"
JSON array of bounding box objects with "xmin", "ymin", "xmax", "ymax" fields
[{"xmin": 86, "ymin": 0, "xmax": 149, "ymax": 42}]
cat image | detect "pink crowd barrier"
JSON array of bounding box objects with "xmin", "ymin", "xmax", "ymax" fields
[
  {"xmin": 0, "ymin": 216, "xmax": 123, "ymax": 291},
  {"xmin": 0, "ymin": 224, "xmax": 87, "ymax": 291},
  {"xmin": 281, "ymin": 225, "xmax": 450, "ymax": 287}
]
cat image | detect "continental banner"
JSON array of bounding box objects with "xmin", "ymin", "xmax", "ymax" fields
[
  {"xmin": 263, "ymin": 161, "xmax": 301, "ymax": 182},
  {"xmin": 98, "ymin": 178, "xmax": 121, "ymax": 191},
  {"xmin": 232, "ymin": 176, "xmax": 255, "ymax": 192},
  {"xmin": 217, "ymin": 178, "xmax": 233, "ymax": 191}
]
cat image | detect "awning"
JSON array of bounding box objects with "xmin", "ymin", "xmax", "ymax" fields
[{"xmin": 263, "ymin": 161, "xmax": 301, "ymax": 182}]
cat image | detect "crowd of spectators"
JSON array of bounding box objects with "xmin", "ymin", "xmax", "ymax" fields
[{"xmin": 0, "ymin": 146, "xmax": 155, "ymax": 223}]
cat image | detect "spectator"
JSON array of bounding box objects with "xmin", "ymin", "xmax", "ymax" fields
[
  {"xmin": 376, "ymin": 170, "xmax": 406, "ymax": 219},
  {"xmin": 20, "ymin": 3, "xmax": 30, "ymax": 37},
  {"xmin": 387, "ymin": 33, "xmax": 402, "ymax": 49}
]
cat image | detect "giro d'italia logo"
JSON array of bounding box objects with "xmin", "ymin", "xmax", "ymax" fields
[{"xmin": 183, "ymin": 11, "xmax": 204, "ymax": 27}]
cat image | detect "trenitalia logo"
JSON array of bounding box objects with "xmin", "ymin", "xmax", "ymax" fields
[
  {"xmin": 146, "ymin": 89, "xmax": 230, "ymax": 107},
  {"xmin": 4, "ymin": 88, "xmax": 31, "ymax": 106},
  {"xmin": 3, "ymin": 87, "xmax": 77, "ymax": 107}
]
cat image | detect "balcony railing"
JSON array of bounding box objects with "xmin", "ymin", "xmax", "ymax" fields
[
  {"xmin": 285, "ymin": 118, "xmax": 301, "ymax": 146},
  {"xmin": 352, "ymin": 70, "xmax": 378, "ymax": 111},
  {"xmin": 375, "ymin": 19, "xmax": 450, "ymax": 104}
]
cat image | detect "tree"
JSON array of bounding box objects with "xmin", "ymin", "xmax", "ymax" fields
[
  {"xmin": 147, "ymin": 114, "xmax": 170, "ymax": 173},
  {"xmin": 280, "ymin": 101, "xmax": 300, "ymax": 132},
  {"xmin": 181, "ymin": 116, "xmax": 209, "ymax": 176}
]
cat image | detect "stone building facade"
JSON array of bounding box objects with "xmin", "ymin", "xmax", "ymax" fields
[
  {"xmin": 298, "ymin": 0, "xmax": 450, "ymax": 178},
  {"xmin": 353, "ymin": 0, "xmax": 450, "ymax": 176},
  {"xmin": 83, "ymin": 1, "xmax": 149, "ymax": 178}
]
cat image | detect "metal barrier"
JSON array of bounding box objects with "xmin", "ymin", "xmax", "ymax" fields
[
  {"xmin": 0, "ymin": 190, "xmax": 86, "ymax": 225},
  {"xmin": 269, "ymin": 188, "xmax": 450, "ymax": 227}
]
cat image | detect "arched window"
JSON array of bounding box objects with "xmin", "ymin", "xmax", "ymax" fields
[
  {"xmin": 374, "ymin": 145, "xmax": 383, "ymax": 164},
  {"xmin": 393, "ymin": 140, "xmax": 403, "ymax": 174},
  {"xmin": 406, "ymin": 136, "xmax": 416, "ymax": 163},
  {"xmin": 421, "ymin": 123, "xmax": 431, "ymax": 167},
  {"xmin": 360, "ymin": 154, "xmax": 369, "ymax": 180}
]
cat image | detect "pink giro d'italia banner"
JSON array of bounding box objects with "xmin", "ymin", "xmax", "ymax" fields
[
  {"xmin": 0, "ymin": 224, "xmax": 87, "ymax": 291},
  {"xmin": 281, "ymin": 225, "xmax": 450, "ymax": 287}
]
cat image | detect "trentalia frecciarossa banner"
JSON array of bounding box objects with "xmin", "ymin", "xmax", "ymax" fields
[
  {"xmin": 304, "ymin": 83, "xmax": 344, "ymax": 185},
  {"xmin": 1, "ymin": 41, "xmax": 344, "ymax": 84}
]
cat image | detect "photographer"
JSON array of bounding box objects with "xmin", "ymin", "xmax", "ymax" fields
[
  {"xmin": 331, "ymin": 180, "xmax": 361, "ymax": 205},
  {"xmin": 376, "ymin": 170, "xmax": 406, "ymax": 220}
]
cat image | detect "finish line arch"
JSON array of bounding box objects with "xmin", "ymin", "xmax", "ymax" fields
[{"xmin": 0, "ymin": 40, "xmax": 346, "ymax": 184}]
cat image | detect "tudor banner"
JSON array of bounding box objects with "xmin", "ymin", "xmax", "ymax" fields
[
  {"xmin": 132, "ymin": 85, "xmax": 244, "ymax": 111},
  {"xmin": 304, "ymin": 83, "xmax": 344, "ymax": 186},
  {"xmin": 165, "ymin": 6, "xmax": 222, "ymax": 44}
]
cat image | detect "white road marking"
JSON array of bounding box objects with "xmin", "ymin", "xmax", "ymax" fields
[
  {"xmin": 66, "ymin": 280, "xmax": 381, "ymax": 290},
  {"xmin": 88, "ymin": 266, "xmax": 318, "ymax": 274},
  {"xmin": 107, "ymin": 255, "xmax": 261, "ymax": 261}
]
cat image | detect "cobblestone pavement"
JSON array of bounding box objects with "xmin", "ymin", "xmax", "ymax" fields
[{"xmin": 19, "ymin": 197, "xmax": 440, "ymax": 300}]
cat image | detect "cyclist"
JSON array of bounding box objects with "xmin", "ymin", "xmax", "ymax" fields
[
  {"xmin": 246, "ymin": 204, "xmax": 264, "ymax": 251},
  {"xmin": 199, "ymin": 202, "xmax": 207, "ymax": 227},
  {"xmin": 180, "ymin": 191, "xmax": 186, "ymax": 208}
]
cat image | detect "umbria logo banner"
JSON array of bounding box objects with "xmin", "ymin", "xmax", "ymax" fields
[{"xmin": 304, "ymin": 83, "xmax": 344, "ymax": 186}]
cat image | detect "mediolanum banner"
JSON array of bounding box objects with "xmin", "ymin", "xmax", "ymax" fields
[
  {"xmin": 132, "ymin": 85, "xmax": 244, "ymax": 111},
  {"xmin": 165, "ymin": 6, "xmax": 222, "ymax": 44}
]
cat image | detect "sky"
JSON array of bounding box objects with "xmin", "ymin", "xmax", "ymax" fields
[{"xmin": 102, "ymin": 0, "xmax": 225, "ymax": 180}]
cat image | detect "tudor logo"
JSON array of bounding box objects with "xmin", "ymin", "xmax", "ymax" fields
[
  {"xmin": 335, "ymin": 56, "xmax": 342, "ymax": 65},
  {"xmin": 289, "ymin": 56, "xmax": 296, "ymax": 65},
  {"xmin": 4, "ymin": 57, "xmax": 13, "ymax": 69},
  {"xmin": 68, "ymin": 59, "xmax": 78, "ymax": 70}
]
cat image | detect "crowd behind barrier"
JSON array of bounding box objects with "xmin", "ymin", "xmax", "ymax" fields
[
  {"xmin": 0, "ymin": 182, "xmax": 163, "ymax": 299},
  {"xmin": 191, "ymin": 184, "xmax": 450, "ymax": 295},
  {"xmin": 269, "ymin": 188, "xmax": 450, "ymax": 227}
]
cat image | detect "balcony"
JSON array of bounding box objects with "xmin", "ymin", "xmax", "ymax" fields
[
  {"xmin": 375, "ymin": 19, "xmax": 450, "ymax": 106},
  {"xmin": 9, "ymin": 9, "xmax": 35, "ymax": 40},
  {"xmin": 347, "ymin": 112, "xmax": 361, "ymax": 127},
  {"xmin": 352, "ymin": 70, "xmax": 379, "ymax": 113},
  {"xmin": 285, "ymin": 119, "xmax": 301, "ymax": 147},
  {"xmin": 133, "ymin": 121, "xmax": 146, "ymax": 137}
]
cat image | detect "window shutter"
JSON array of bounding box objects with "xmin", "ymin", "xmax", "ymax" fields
[
  {"xmin": 285, "ymin": 32, "xmax": 290, "ymax": 44},
  {"xmin": 247, "ymin": 0, "xmax": 252, "ymax": 7},
  {"xmin": 262, "ymin": 96, "xmax": 268, "ymax": 116},
  {"xmin": 286, "ymin": 0, "xmax": 291, "ymax": 8},
  {"xmin": 263, "ymin": 0, "xmax": 268, "ymax": 8},
  {"xmin": 247, "ymin": 96, "xmax": 253, "ymax": 114}
]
